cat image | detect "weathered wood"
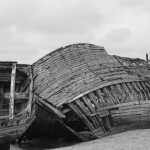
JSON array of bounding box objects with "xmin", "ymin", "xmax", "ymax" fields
[
  {"xmin": 95, "ymin": 89, "xmax": 106, "ymax": 106},
  {"xmin": 9, "ymin": 63, "xmax": 16, "ymax": 119},
  {"xmin": 146, "ymin": 53, "xmax": 149, "ymax": 63},
  {"xmin": 81, "ymin": 96, "xmax": 102, "ymax": 128},
  {"xmin": 66, "ymin": 78, "xmax": 145, "ymax": 104},
  {"xmin": 68, "ymin": 103, "xmax": 95, "ymax": 131},
  {"xmin": 27, "ymin": 66, "xmax": 33, "ymax": 115},
  {"xmin": 88, "ymin": 92, "xmax": 100, "ymax": 110},
  {"xmin": 0, "ymin": 61, "xmax": 35, "ymax": 145},
  {"xmin": 114, "ymin": 84, "xmax": 126, "ymax": 102},
  {"xmin": 141, "ymin": 82, "xmax": 150, "ymax": 99},
  {"xmin": 32, "ymin": 43, "xmax": 150, "ymax": 141},
  {"xmin": 35, "ymin": 95, "xmax": 65, "ymax": 119},
  {"xmin": 136, "ymin": 82, "xmax": 148, "ymax": 100},
  {"xmin": 90, "ymin": 100, "xmax": 150, "ymax": 111},
  {"xmin": 2, "ymin": 92, "xmax": 28, "ymax": 100},
  {"xmin": 75, "ymin": 100, "xmax": 98, "ymax": 129},
  {"xmin": 75, "ymin": 100, "xmax": 91, "ymax": 116},
  {"xmin": 109, "ymin": 85, "xmax": 121, "ymax": 103},
  {"xmin": 82, "ymin": 96, "xmax": 95, "ymax": 113},
  {"xmin": 105, "ymin": 87, "xmax": 118, "ymax": 104},
  {"xmin": 121, "ymin": 83, "xmax": 133, "ymax": 102},
  {"xmin": 90, "ymin": 110, "xmax": 110, "ymax": 117},
  {"xmin": 132, "ymin": 82, "xmax": 143, "ymax": 101},
  {"xmin": 19, "ymin": 76, "xmax": 30, "ymax": 92},
  {"xmin": 126, "ymin": 82, "xmax": 138, "ymax": 101},
  {"xmin": 102, "ymin": 88, "xmax": 114, "ymax": 105}
]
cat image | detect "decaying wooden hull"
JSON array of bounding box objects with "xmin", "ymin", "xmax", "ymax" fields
[
  {"xmin": 32, "ymin": 43, "xmax": 150, "ymax": 141},
  {"xmin": 0, "ymin": 62, "xmax": 35, "ymax": 147}
]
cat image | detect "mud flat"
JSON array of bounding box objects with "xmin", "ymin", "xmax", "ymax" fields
[
  {"xmin": 10, "ymin": 129, "xmax": 150, "ymax": 150},
  {"xmin": 53, "ymin": 129, "xmax": 150, "ymax": 150}
]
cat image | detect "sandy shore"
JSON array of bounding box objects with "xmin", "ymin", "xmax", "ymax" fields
[{"xmin": 11, "ymin": 129, "xmax": 150, "ymax": 150}]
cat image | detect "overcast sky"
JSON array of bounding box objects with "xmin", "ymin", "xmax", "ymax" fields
[{"xmin": 0, "ymin": 0, "xmax": 150, "ymax": 64}]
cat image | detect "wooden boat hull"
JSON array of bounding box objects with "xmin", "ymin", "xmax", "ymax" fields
[
  {"xmin": 0, "ymin": 62, "xmax": 35, "ymax": 146},
  {"xmin": 0, "ymin": 114, "xmax": 35, "ymax": 144},
  {"xmin": 32, "ymin": 43, "xmax": 150, "ymax": 141}
]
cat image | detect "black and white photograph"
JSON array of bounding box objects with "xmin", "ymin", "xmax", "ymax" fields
[{"xmin": 0, "ymin": 0, "xmax": 150, "ymax": 150}]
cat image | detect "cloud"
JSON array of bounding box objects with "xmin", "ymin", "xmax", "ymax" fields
[
  {"xmin": 19, "ymin": 0, "xmax": 104, "ymax": 34},
  {"xmin": 0, "ymin": 0, "xmax": 37, "ymax": 28},
  {"xmin": 0, "ymin": 0, "xmax": 105, "ymax": 63},
  {"xmin": 118, "ymin": 0, "xmax": 150, "ymax": 13},
  {"xmin": 0, "ymin": 0, "xmax": 150, "ymax": 63},
  {"xmin": 105, "ymin": 28, "xmax": 131, "ymax": 43}
]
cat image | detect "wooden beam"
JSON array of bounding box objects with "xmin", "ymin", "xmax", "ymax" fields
[
  {"xmin": 2, "ymin": 92, "xmax": 28, "ymax": 100},
  {"xmin": 35, "ymin": 94, "xmax": 65, "ymax": 119},
  {"xmin": 69, "ymin": 103, "xmax": 95, "ymax": 131},
  {"xmin": 66, "ymin": 78, "xmax": 147, "ymax": 104},
  {"xmin": 19, "ymin": 76, "xmax": 30, "ymax": 92},
  {"xmin": 9, "ymin": 63, "xmax": 17, "ymax": 119},
  {"xmin": 27, "ymin": 66, "xmax": 33, "ymax": 115},
  {"xmin": 146, "ymin": 53, "xmax": 148, "ymax": 62}
]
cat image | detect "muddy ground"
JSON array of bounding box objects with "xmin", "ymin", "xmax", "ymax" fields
[{"xmin": 11, "ymin": 129, "xmax": 150, "ymax": 150}]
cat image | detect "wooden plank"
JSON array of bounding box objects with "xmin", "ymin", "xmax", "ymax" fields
[
  {"xmin": 111, "ymin": 110, "xmax": 150, "ymax": 117},
  {"xmin": 104, "ymin": 87, "xmax": 117, "ymax": 104},
  {"xmin": 0, "ymin": 76, "xmax": 22, "ymax": 83},
  {"xmin": 75, "ymin": 100, "xmax": 98, "ymax": 129},
  {"xmin": 132, "ymin": 82, "xmax": 143, "ymax": 100},
  {"xmin": 88, "ymin": 92, "xmax": 101, "ymax": 110},
  {"xmin": 35, "ymin": 95, "xmax": 65, "ymax": 119},
  {"xmin": 92, "ymin": 100, "xmax": 150, "ymax": 111},
  {"xmin": 121, "ymin": 83, "xmax": 133, "ymax": 102},
  {"xmin": 19, "ymin": 76, "xmax": 30, "ymax": 92},
  {"xmin": 145, "ymin": 81, "xmax": 150, "ymax": 88},
  {"xmin": 109, "ymin": 85, "xmax": 121, "ymax": 103},
  {"xmin": 136, "ymin": 82, "xmax": 147, "ymax": 100},
  {"xmin": 101, "ymin": 88, "xmax": 113, "ymax": 105},
  {"xmin": 126, "ymin": 82, "xmax": 138, "ymax": 101},
  {"xmin": 68, "ymin": 103, "xmax": 95, "ymax": 131},
  {"xmin": 146, "ymin": 53, "xmax": 149, "ymax": 66},
  {"xmin": 110, "ymin": 106, "xmax": 150, "ymax": 114},
  {"xmin": 57, "ymin": 78, "xmax": 146, "ymax": 104},
  {"xmin": 92, "ymin": 127, "xmax": 104, "ymax": 134},
  {"xmin": 90, "ymin": 110, "xmax": 110, "ymax": 117},
  {"xmin": 141, "ymin": 82, "xmax": 150, "ymax": 99},
  {"xmin": 80, "ymin": 96, "xmax": 101, "ymax": 128},
  {"xmin": 27, "ymin": 66, "xmax": 33, "ymax": 115},
  {"xmin": 95, "ymin": 89, "xmax": 106, "ymax": 107},
  {"xmin": 2, "ymin": 92, "xmax": 28, "ymax": 100},
  {"xmin": 115, "ymin": 84, "xmax": 127, "ymax": 102},
  {"xmin": 82, "ymin": 96, "xmax": 96, "ymax": 113},
  {"xmin": 9, "ymin": 63, "xmax": 17, "ymax": 119},
  {"xmin": 120, "ymin": 104, "xmax": 150, "ymax": 110},
  {"xmin": 76, "ymin": 131, "xmax": 96, "ymax": 141},
  {"xmin": 75, "ymin": 100, "xmax": 91, "ymax": 116}
]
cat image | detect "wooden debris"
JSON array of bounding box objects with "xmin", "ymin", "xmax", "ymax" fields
[
  {"xmin": 0, "ymin": 61, "xmax": 35, "ymax": 145},
  {"xmin": 32, "ymin": 43, "xmax": 150, "ymax": 141}
]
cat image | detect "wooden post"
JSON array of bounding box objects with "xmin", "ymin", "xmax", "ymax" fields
[
  {"xmin": 9, "ymin": 63, "xmax": 16, "ymax": 119},
  {"xmin": 27, "ymin": 66, "xmax": 33, "ymax": 116},
  {"xmin": 146, "ymin": 53, "xmax": 150, "ymax": 67},
  {"xmin": 146, "ymin": 53, "xmax": 148, "ymax": 62}
]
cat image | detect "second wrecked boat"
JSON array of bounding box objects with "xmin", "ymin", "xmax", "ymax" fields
[
  {"xmin": 0, "ymin": 62, "xmax": 35, "ymax": 149},
  {"xmin": 29, "ymin": 43, "xmax": 150, "ymax": 141}
]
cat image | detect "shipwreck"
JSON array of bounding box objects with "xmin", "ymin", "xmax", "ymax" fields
[
  {"xmin": 27, "ymin": 43, "xmax": 150, "ymax": 141},
  {"xmin": 0, "ymin": 43, "xmax": 150, "ymax": 149},
  {"xmin": 0, "ymin": 62, "xmax": 35, "ymax": 149}
]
